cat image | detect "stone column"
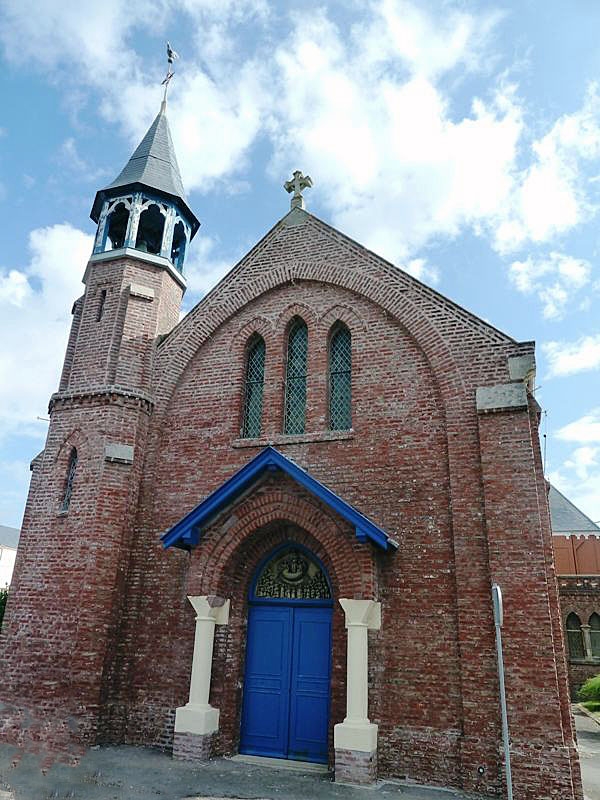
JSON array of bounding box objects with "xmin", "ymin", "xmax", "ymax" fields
[
  {"xmin": 160, "ymin": 206, "xmax": 176, "ymax": 260},
  {"xmin": 93, "ymin": 202, "xmax": 109, "ymax": 254},
  {"xmin": 334, "ymin": 598, "xmax": 381, "ymax": 785},
  {"xmin": 125, "ymin": 193, "xmax": 143, "ymax": 249},
  {"xmin": 173, "ymin": 595, "xmax": 230, "ymax": 762},
  {"xmin": 581, "ymin": 625, "xmax": 593, "ymax": 660}
]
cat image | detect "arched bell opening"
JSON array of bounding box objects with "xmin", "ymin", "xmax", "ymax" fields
[
  {"xmin": 240, "ymin": 542, "xmax": 333, "ymax": 764},
  {"xmin": 105, "ymin": 201, "xmax": 130, "ymax": 250},
  {"xmin": 171, "ymin": 220, "xmax": 187, "ymax": 272},
  {"xmin": 135, "ymin": 203, "xmax": 165, "ymax": 255}
]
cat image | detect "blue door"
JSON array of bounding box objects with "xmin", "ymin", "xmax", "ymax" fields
[{"xmin": 240, "ymin": 604, "xmax": 332, "ymax": 762}]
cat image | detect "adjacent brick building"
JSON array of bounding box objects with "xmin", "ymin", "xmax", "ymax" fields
[
  {"xmin": 0, "ymin": 101, "xmax": 583, "ymax": 799},
  {"xmin": 550, "ymin": 485, "xmax": 600, "ymax": 697}
]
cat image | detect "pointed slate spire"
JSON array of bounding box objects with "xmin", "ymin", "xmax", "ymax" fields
[{"xmin": 91, "ymin": 102, "xmax": 199, "ymax": 238}]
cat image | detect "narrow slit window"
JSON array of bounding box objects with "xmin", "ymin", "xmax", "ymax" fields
[
  {"xmin": 96, "ymin": 289, "xmax": 107, "ymax": 321},
  {"xmin": 284, "ymin": 318, "xmax": 308, "ymax": 434},
  {"xmin": 242, "ymin": 335, "xmax": 266, "ymax": 438},
  {"xmin": 590, "ymin": 613, "xmax": 600, "ymax": 658},
  {"xmin": 328, "ymin": 323, "xmax": 352, "ymax": 431},
  {"xmin": 566, "ymin": 612, "xmax": 584, "ymax": 660},
  {"xmin": 62, "ymin": 448, "xmax": 78, "ymax": 512}
]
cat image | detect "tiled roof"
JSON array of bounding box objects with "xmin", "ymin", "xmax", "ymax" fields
[
  {"xmin": 549, "ymin": 484, "xmax": 600, "ymax": 534},
  {"xmin": 90, "ymin": 103, "xmax": 199, "ymax": 236},
  {"xmin": 0, "ymin": 525, "xmax": 19, "ymax": 549}
]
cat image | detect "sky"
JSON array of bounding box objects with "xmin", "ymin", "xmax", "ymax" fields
[{"xmin": 0, "ymin": 0, "xmax": 599, "ymax": 529}]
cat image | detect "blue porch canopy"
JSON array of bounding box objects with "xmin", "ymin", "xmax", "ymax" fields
[{"xmin": 161, "ymin": 446, "xmax": 393, "ymax": 551}]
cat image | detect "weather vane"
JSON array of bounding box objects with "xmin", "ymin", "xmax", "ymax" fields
[{"xmin": 161, "ymin": 41, "xmax": 179, "ymax": 103}]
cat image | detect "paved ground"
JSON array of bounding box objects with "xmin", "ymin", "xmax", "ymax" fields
[
  {"xmin": 0, "ymin": 711, "xmax": 597, "ymax": 800},
  {"xmin": 0, "ymin": 744, "xmax": 486, "ymax": 800},
  {"xmin": 574, "ymin": 705, "xmax": 600, "ymax": 800}
]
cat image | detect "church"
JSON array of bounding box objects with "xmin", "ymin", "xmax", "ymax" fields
[{"xmin": 0, "ymin": 96, "xmax": 583, "ymax": 800}]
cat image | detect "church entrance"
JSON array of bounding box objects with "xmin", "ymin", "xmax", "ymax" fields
[{"xmin": 240, "ymin": 545, "xmax": 333, "ymax": 763}]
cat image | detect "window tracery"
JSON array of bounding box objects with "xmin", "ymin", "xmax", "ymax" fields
[
  {"xmin": 328, "ymin": 323, "xmax": 352, "ymax": 431},
  {"xmin": 566, "ymin": 612, "xmax": 584, "ymax": 659},
  {"xmin": 242, "ymin": 335, "xmax": 266, "ymax": 438},
  {"xmin": 62, "ymin": 448, "xmax": 78, "ymax": 512},
  {"xmin": 284, "ymin": 317, "xmax": 308, "ymax": 434}
]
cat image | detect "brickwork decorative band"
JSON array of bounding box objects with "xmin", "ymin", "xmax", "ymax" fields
[{"xmin": 49, "ymin": 384, "xmax": 154, "ymax": 414}]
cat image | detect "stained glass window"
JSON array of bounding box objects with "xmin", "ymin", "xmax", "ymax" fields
[
  {"xmin": 590, "ymin": 612, "xmax": 600, "ymax": 658},
  {"xmin": 566, "ymin": 612, "xmax": 584, "ymax": 659},
  {"xmin": 328, "ymin": 323, "xmax": 352, "ymax": 431},
  {"xmin": 242, "ymin": 335, "xmax": 266, "ymax": 438},
  {"xmin": 62, "ymin": 448, "xmax": 78, "ymax": 512},
  {"xmin": 284, "ymin": 318, "xmax": 308, "ymax": 434},
  {"xmin": 254, "ymin": 547, "xmax": 331, "ymax": 600}
]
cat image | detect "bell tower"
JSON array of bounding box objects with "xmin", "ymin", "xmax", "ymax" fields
[{"xmin": 0, "ymin": 95, "xmax": 199, "ymax": 751}]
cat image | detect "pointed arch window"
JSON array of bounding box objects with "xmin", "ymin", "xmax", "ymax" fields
[
  {"xmin": 284, "ymin": 317, "xmax": 308, "ymax": 435},
  {"xmin": 61, "ymin": 448, "xmax": 78, "ymax": 512},
  {"xmin": 242, "ymin": 335, "xmax": 266, "ymax": 439},
  {"xmin": 566, "ymin": 612, "xmax": 584, "ymax": 660},
  {"xmin": 589, "ymin": 613, "xmax": 600, "ymax": 658},
  {"xmin": 328, "ymin": 323, "xmax": 352, "ymax": 431}
]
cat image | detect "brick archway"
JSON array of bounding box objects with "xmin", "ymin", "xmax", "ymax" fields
[{"xmin": 184, "ymin": 480, "xmax": 379, "ymax": 760}]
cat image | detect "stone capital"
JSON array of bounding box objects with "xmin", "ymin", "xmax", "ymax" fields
[
  {"xmin": 188, "ymin": 595, "xmax": 230, "ymax": 624},
  {"xmin": 339, "ymin": 598, "xmax": 381, "ymax": 629}
]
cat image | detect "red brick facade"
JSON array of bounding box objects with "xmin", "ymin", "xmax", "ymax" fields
[{"xmin": 0, "ymin": 207, "xmax": 582, "ymax": 798}]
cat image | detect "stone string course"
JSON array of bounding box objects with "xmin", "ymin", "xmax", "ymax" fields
[{"xmin": 0, "ymin": 210, "xmax": 581, "ymax": 799}]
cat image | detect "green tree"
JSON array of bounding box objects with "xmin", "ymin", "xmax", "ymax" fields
[{"xmin": 579, "ymin": 674, "xmax": 600, "ymax": 702}]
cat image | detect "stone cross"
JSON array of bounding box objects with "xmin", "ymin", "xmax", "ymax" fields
[{"xmin": 284, "ymin": 170, "xmax": 313, "ymax": 210}]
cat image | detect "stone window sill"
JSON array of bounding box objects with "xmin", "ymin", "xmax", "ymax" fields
[
  {"xmin": 569, "ymin": 657, "xmax": 600, "ymax": 664},
  {"xmin": 232, "ymin": 430, "xmax": 354, "ymax": 448}
]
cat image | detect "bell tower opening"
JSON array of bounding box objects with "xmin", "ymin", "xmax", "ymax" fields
[
  {"xmin": 135, "ymin": 203, "xmax": 165, "ymax": 255},
  {"xmin": 171, "ymin": 220, "xmax": 187, "ymax": 272},
  {"xmin": 105, "ymin": 201, "xmax": 129, "ymax": 250}
]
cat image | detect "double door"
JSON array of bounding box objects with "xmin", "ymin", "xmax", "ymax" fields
[{"xmin": 240, "ymin": 604, "xmax": 332, "ymax": 763}]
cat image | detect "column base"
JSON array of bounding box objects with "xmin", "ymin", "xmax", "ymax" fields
[
  {"xmin": 173, "ymin": 730, "xmax": 216, "ymax": 762},
  {"xmin": 335, "ymin": 747, "xmax": 378, "ymax": 785},
  {"xmin": 174, "ymin": 703, "xmax": 219, "ymax": 735},
  {"xmin": 334, "ymin": 722, "xmax": 378, "ymax": 785}
]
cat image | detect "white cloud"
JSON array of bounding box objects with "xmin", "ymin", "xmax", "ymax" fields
[
  {"xmin": 556, "ymin": 409, "xmax": 600, "ymax": 443},
  {"xmin": 495, "ymin": 85, "xmax": 600, "ymax": 252},
  {"xmin": 508, "ymin": 252, "xmax": 591, "ymax": 319},
  {"xmin": 182, "ymin": 234, "xmax": 236, "ymax": 305},
  {"xmin": 549, "ymin": 446, "xmax": 600, "ymax": 526},
  {"xmin": 0, "ymin": 270, "xmax": 31, "ymax": 307},
  {"xmin": 0, "ymin": 224, "xmax": 92, "ymax": 440},
  {"xmin": 543, "ymin": 333, "xmax": 600, "ymax": 377},
  {"xmin": 550, "ymin": 411, "xmax": 600, "ymax": 524},
  {"xmin": 402, "ymin": 258, "xmax": 440, "ymax": 285},
  {"xmin": 2, "ymin": 1, "xmax": 600, "ymax": 281}
]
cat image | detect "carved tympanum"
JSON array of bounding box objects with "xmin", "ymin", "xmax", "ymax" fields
[{"xmin": 255, "ymin": 548, "xmax": 330, "ymax": 600}]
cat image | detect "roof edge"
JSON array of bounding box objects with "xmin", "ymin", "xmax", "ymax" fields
[{"xmin": 161, "ymin": 446, "xmax": 392, "ymax": 552}]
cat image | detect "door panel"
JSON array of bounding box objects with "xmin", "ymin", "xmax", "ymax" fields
[
  {"xmin": 240, "ymin": 606, "xmax": 292, "ymax": 757},
  {"xmin": 240, "ymin": 604, "xmax": 332, "ymax": 763},
  {"xmin": 288, "ymin": 607, "xmax": 332, "ymax": 763}
]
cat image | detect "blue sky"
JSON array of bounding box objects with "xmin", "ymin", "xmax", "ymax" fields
[{"xmin": 0, "ymin": 0, "xmax": 599, "ymax": 528}]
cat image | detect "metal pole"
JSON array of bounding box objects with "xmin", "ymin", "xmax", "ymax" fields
[{"xmin": 492, "ymin": 583, "xmax": 514, "ymax": 800}]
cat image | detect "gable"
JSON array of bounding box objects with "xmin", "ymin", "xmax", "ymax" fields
[
  {"xmin": 161, "ymin": 446, "xmax": 394, "ymax": 551},
  {"xmin": 153, "ymin": 206, "xmax": 532, "ymax": 414}
]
